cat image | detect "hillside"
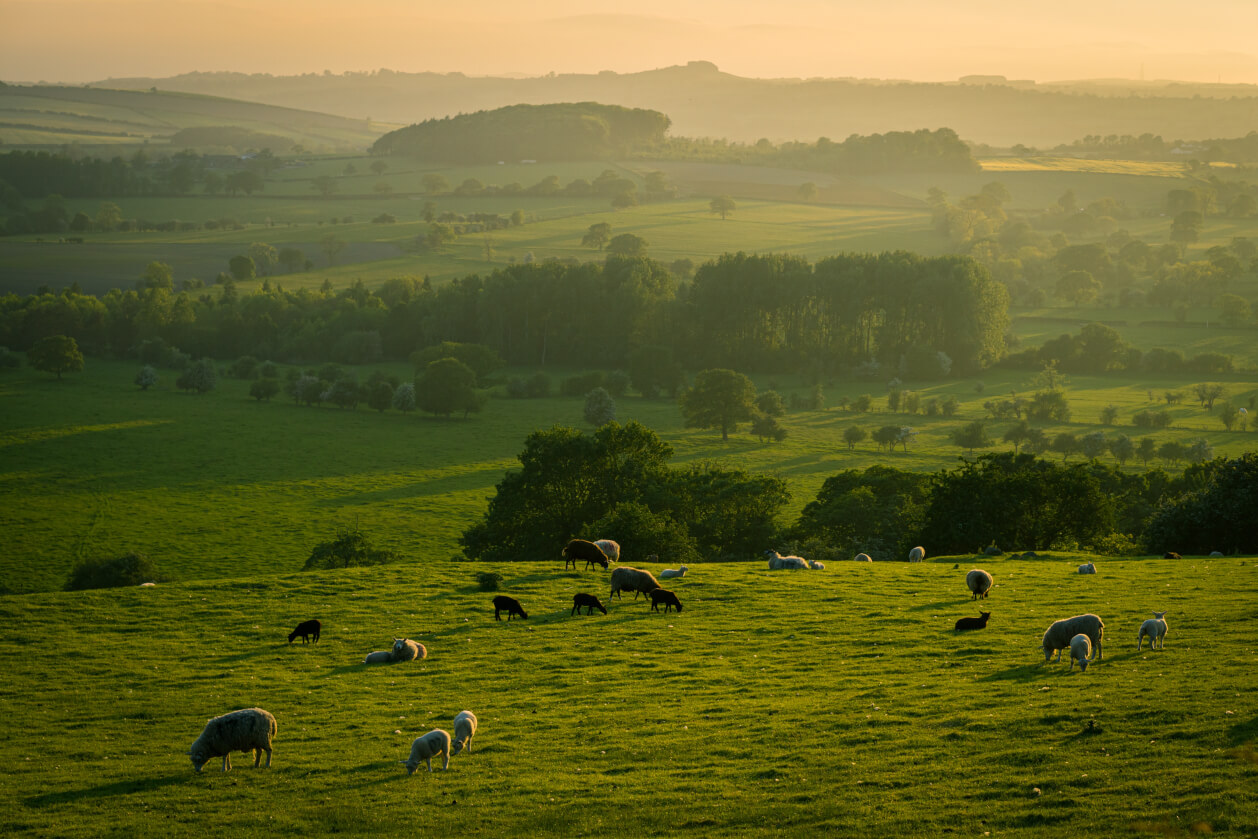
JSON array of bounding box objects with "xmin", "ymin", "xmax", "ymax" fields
[{"xmin": 86, "ymin": 63, "xmax": 1258, "ymax": 147}]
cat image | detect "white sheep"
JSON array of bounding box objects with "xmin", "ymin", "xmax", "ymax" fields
[
  {"xmin": 1137, "ymin": 611, "xmax": 1169, "ymax": 651},
  {"xmin": 188, "ymin": 708, "xmax": 276, "ymax": 773},
  {"xmin": 593, "ymin": 539, "xmax": 620, "ymax": 563},
  {"xmin": 451, "ymin": 710, "xmax": 478, "ymax": 756},
  {"xmin": 390, "ymin": 638, "xmax": 426, "ymax": 662},
  {"xmin": 1069, "ymin": 634, "xmax": 1092, "ymax": 672},
  {"xmin": 1078, "ymin": 562, "xmax": 1096, "ymax": 574},
  {"xmin": 908, "ymin": 546, "xmax": 926, "ymax": 562},
  {"xmin": 659, "ymin": 566, "xmax": 687, "ymax": 580},
  {"xmin": 854, "ymin": 553, "xmax": 872, "ymax": 562},
  {"xmin": 807, "ymin": 560, "xmax": 825, "ymax": 570},
  {"xmin": 364, "ymin": 650, "xmax": 392, "ymax": 664},
  {"xmin": 966, "ymin": 568, "xmax": 994, "ymax": 600},
  {"xmin": 765, "ymin": 550, "xmax": 809, "ymax": 570},
  {"xmin": 402, "ymin": 729, "xmax": 451, "ymax": 774},
  {"xmin": 609, "ymin": 566, "xmax": 661, "ymax": 599},
  {"xmin": 1042, "ymin": 614, "xmax": 1105, "ymax": 663}
]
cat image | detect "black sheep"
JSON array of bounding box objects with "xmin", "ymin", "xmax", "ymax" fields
[
  {"xmin": 571, "ymin": 593, "xmax": 608, "ymax": 616},
  {"xmin": 287, "ymin": 619, "xmax": 321, "ymax": 644},
  {"xmin": 954, "ymin": 611, "xmax": 991, "ymax": 631},
  {"xmin": 492, "ymin": 595, "xmax": 528, "ymax": 621},
  {"xmin": 563, "ymin": 539, "xmax": 609, "ymax": 570},
  {"xmin": 648, "ymin": 588, "xmax": 683, "ymax": 613}
]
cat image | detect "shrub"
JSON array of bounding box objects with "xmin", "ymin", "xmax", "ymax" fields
[
  {"xmin": 476, "ymin": 571, "xmax": 504, "ymax": 591},
  {"xmin": 584, "ymin": 387, "xmax": 617, "ymax": 426},
  {"xmin": 303, "ymin": 527, "xmax": 398, "ymax": 570},
  {"xmin": 175, "ymin": 358, "xmax": 217, "ymax": 393},
  {"xmin": 525, "ymin": 373, "xmax": 552, "ymax": 398},
  {"xmin": 227, "ymin": 355, "xmax": 259, "ymax": 379},
  {"xmin": 134, "ymin": 365, "xmax": 158, "ymax": 390},
  {"xmin": 604, "ymin": 370, "xmax": 631, "ymax": 398},
  {"xmin": 249, "ymin": 378, "xmax": 280, "ymax": 401},
  {"xmin": 65, "ymin": 552, "xmax": 165, "ymax": 590},
  {"xmin": 562, "ymin": 371, "xmax": 606, "ymax": 397}
]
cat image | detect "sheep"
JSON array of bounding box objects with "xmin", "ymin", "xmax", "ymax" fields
[
  {"xmin": 764, "ymin": 550, "xmax": 808, "ymax": 570},
  {"xmin": 1078, "ymin": 562, "xmax": 1096, "ymax": 574},
  {"xmin": 493, "ymin": 595, "xmax": 528, "ymax": 621},
  {"xmin": 966, "ymin": 569, "xmax": 994, "ymax": 600},
  {"xmin": 188, "ymin": 708, "xmax": 276, "ymax": 773},
  {"xmin": 451, "ymin": 710, "xmax": 478, "ymax": 756},
  {"xmin": 1069, "ymin": 634, "xmax": 1092, "ymax": 672},
  {"xmin": 563, "ymin": 539, "xmax": 609, "ymax": 570},
  {"xmin": 908, "ymin": 546, "xmax": 926, "ymax": 562},
  {"xmin": 593, "ymin": 539, "xmax": 620, "ymax": 564},
  {"xmin": 609, "ymin": 566, "xmax": 661, "ymax": 600},
  {"xmin": 648, "ymin": 588, "xmax": 683, "ymax": 613},
  {"xmin": 391, "ymin": 637, "xmax": 426, "ymax": 662},
  {"xmin": 1042, "ymin": 614, "xmax": 1105, "ymax": 663},
  {"xmin": 1137, "ymin": 611, "xmax": 1169, "ymax": 651},
  {"xmin": 659, "ymin": 566, "xmax": 687, "ymax": 580},
  {"xmin": 954, "ymin": 611, "xmax": 990, "ymax": 631},
  {"xmin": 807, "ymin": 560, "xmax": 825, "ymax": 570},
  {"xmin": 287, "ymin": 619, "xmax": 321, "ymax": 644},
  {"xmin": 364, "ymin": 650, "xmax": 393, "ymax": 664},
  {"xmin": 572, "ymin": 592, "xmax": 608, "ymax": 616},
  {"xmin": 854, "ymin": 553, "xmax": 872, "ymax": 562},
  {"xmin": 402, "ymin": 729, "xmax": 451, "ymax": 774}
]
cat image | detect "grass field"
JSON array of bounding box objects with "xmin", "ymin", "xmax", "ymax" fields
[{"xmin": 0, "ymin": 552, "xmax": 1254, "ymax": 837}]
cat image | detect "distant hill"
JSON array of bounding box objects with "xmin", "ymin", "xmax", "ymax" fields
[
  {"xmin": 0, "ymin": 84, "xmax": 384, "ymax": 151},
  {"xmin": 85, "ymin": 62, "xmax": 1258, "ymax": 147}
]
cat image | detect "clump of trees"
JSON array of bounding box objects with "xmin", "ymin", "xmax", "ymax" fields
[
  {"xmin": 303, "ymin": 526, "xmax": 397, "ymax": 570},
  {"xmin": 65, "ymin": 552, "xmax": 166, "ymax": 590}
]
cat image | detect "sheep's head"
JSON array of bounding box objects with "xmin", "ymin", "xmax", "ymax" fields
[
  {"xmin": 392, "ymin": 638, "xmax": 407, "ymax": 654},
  {"xmin": 451, "ymin": 738, "xmax": 466, "ymax": 756},
  {"xmin": 979, "ymin": 612, "xmax": 991, "ymax": 621},
  {"xmin": 1077, "ymin": 657, "xmax": 1089, "ymax": 673},
  {"xmin": 1153, "ymin": 611, "xmax": 1168, "ymax": 620},
  {"xmin": 189, "ymin": 748, "xmax": 211, "ymax": 772}
]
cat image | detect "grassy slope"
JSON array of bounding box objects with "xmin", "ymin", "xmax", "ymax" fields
[{"xmin": 0, "ymin": 555, "xmax": 1254, "ymax": 837}]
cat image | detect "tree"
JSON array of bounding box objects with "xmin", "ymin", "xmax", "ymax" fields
[
  {"xmin": 139, "ymin": 261, "xmax": 174, "ymax": 291},
  {"xmin": 249, "ymin": 378, "xmax": 280, "ymax": 401},
  {"xmin": 175, "ymin": 358, "xmax": 217, "ymax": 393},
  {"xmin": 584, "ymin": 387, "xmax": 617, "ymax": 426},
  {"xmin": 709, "ymin": 195, "xmax": 736, "ymax": 220},
  {"xmin": 1170, "ymin": 210, "xmax": 1202, "ymax": 245},
  {"xmin": 628, "ymin": 345, "xmax": 683, "ymax": 397},
  {"xmin": 1109, "ymin": 434, "xmax": 1135, "ymax": 465},
  {"xmin": 951, "ymin": 420, "xmax": 992, "ymax": 456},
  {"xmin": 1100, "ymin": 404, "xmax": 1119, "ymax": 425},
  {"xmin": 1050, "ymin": 432, "xmax": 1079, "ymax": 461},
  {"xmin": 228, "ymin": 254, "xmax": 256, "ymax": 281},
  {"xmin": 1137, "ymin": 437, "xmax": 1157, "ymax": 466},
  {"xmin": 421, "ymin": 173, "xmax": 449, "ymax": 194},
  {"xmin": 65, "ymin": 552, "xmax": 165, "ymax": 590},
  {"xmin": 135, "ymin": 365, "xmax": 158, "ymax": 390},
  {"xmin": 424, "ymin": 223, "xmax": 456, "ymax": 249},
  {"xmin": 1003, "ymin": 420, "xmax": 1032, "ymax": 453},
  {"xmin": 1217, "ymin": 293, "xmax": 1252, "ymax": 327},
  {"xmin": 370, "ymin": 159, "xmax": 388, "ymax": 176},
  {"xmin": 416, "ymin": 357, "xmax": 482, "ymax": 418},
  {"xmin": 755, "ymin": 391, "xmax": 786, "ymax": 417},
  {"xmin": 391, "ymin": 382, "xmax": 416, "ymax": 413},
  {"xmin": 96, "ymin": 202, "xmax": 123, "ymax": 230},
  {"xmin": 1055, "ymin": 269, "xmax": 1101, "ymax": 305},
  {"xmin": 279, "ymin": 247, "xmax": 306, "ymax": 272},
  {"xmin": 225, "ymin": 170, "xmax": 264, "ymax": 196},
  {"xmin": 581, "ymin": 222, "xmax": 612, "ymax": 250},
  {"xmin": 798, "ymin": 182, "xmax": 819, "ymax": 202},
  {"xmin": 751, "ymin": 414, "xmax": 787, "ymax": 442},
  {"xmin": 320, "ymin": 233, "xmax": 346, "ymax": 265},
  {"xmin": 366, "ymin": 379, "xmax": 394, "ymax": 412},
  {"xmin": 1081, "ymin": 431, "xmax": 1108, "ymax": 460},
  {"xmin": 312, "ymin": 175, "xmax": 338, "ymax": 197},
  {"xmin": 606, "ymin": 233, "xmax": 647, "ymax": 257},
  {"xmin": 304, "ymin": 526, "xmax": 397, "ymax": 570},
  {"xmin": 247, "ymin": 243, "xmax": 278, "ymax": 276},
  {"xmin": 1193, "ymin": 383, "xmax": 1226, "ymax": 410},
  {"xmin": 679, "ymin": 369, "xmax": 757, "ymax": 441},
  {"xmin": 843, "ymin": 425, "xmax": 867, "ymax": 451},
  {"xmin": 27, "ymin": 335, "xmax": 83, "ymax": 379},
  {"xmin": 872, "ymin": 426, "xmax": 901, "ymax": 452},
  {"xmin": 610, "ymin": 189, "xmax": 638, "ymax": 211}
]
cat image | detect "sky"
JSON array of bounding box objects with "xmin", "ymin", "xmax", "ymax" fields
[{"xmin": 3, "ymin": 0, "xmax": 1258, "ymax": 85}]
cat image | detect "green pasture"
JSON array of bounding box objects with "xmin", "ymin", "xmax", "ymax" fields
[
  {"xmin": 3, "ymin": 360, "xmax": 1257, "ymax": 594},
  {"xmin": 0, "ymin": 553, "xmax": 1254, "ymax": 837}
]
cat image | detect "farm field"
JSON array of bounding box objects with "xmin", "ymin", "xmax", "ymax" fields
[
  {"xmin": 3, "ymin": 359, "xmax": 1257, "ymax": 594},
  {"xmin": 0, "ymin": 554, "xmax": 1254, "ymax": 837}
]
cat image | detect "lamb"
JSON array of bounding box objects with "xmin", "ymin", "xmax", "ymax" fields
[
  {"xmin": 287, "ymin": 619, "xmax": 321, "ymax": 644},
  {"xmin": 966, "ymin": 569, "xmax": 994, "ymax": 600},
  {"xmin": 563, "ymin": 539, "xmax": 609, "ymax": 570},
  {"xmin": 593, "ymin": 539, "xmax": 620, "ymax": 563},
  {"xmin": 1042, "ymin": 614, "xmax": 1105, "ymax": 663},
  {"xmin": 954, "ymin": 611, "xmax": 990, "ymax": 631},
  {"xmin": 364, "ymin": 650, "xmax": 392, "ymax": 664},
  {"xmin": 659, "ymin": 566, "xmax": 687, "ymax": 580},
  {"xmin": 764, "ymin": 550, "xmax": 809, "ymax": 570},
  {"xmin": 908, "ymin": 546, "xmax": 926, "ymax": 562},
  {"xmin": 390, "ymin": 637, "xmax": 426, "ymax": 662},
  {"xmin": 807, "ymin": 560, "xmax": 825, "ymax": 570},
  {"xmin": 493, "ymin": 595, "xmax": 528, "ymax": 621},
  {"xmin": 1078, "ymin": 562, "xmax": 1096, "ymax": 574},
  {"xmin": 854, "ymin": 553, "xmax": 872, "ymax": 562},
  {"xmin": 1069, "ymin": 634, "xmax": 1092, "ymax": 672},
  {"xmin": 451, "ymin": 710, "xmax": 478, "ymax": 756},
  {"xmin": 188, "ymin": 707, "xmax": 276, "ymax": 773},
  {"xmin": 1137, "ymin": 611, "xmax": 1169, "ymax": 651},
  {"xmin": 572, "ymin": 592, "xmax": 608, "ymax": 616},
  {"xmin": 648, "ymin": 588, "xmax": 683, "ymax": 613},
  {"xmin": 402, "ymin": 729, "xmax": 451, "ymax": 774},
  {"xmin": 609, "ymin": 566, "xmax": 661, "ymax": 600}
]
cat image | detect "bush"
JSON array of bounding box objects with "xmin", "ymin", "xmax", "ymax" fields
[
  {"xmin": 175, "ymin": 358, "xmax": 217, "ymax": 393},
  {"xmin": 525, "ymin": 372, "xmax": 552, "ymax": 397},
  {"xmin": 303, "ymin": 527, "xmax": 398, "ymax": 570},
  {"xmin": 584, "ymin": 387, "xmax": 617, "ymax": 426},
  {"xmin": 476, "ymin": 571, "xmax": 504, "ymax": 591},
  {"xmin": 0, "ymin": 346, "xmax": 22, "ymax": 369},
  {"xmin": 227, "ymin": 355, "xmax": 259, "ymax": 379},
  {"xmin": 65, "ymin": 552, "xmax": 165, "ymax": 590},
  {"xmin": 249, "ymin": 378, "xmax": 280, "ymax": 401},
  {"xmin": 604, "ymin": 370, "xmax": 631, "ymax": 398},
  {"xmin": 134, "ymin": 365, "xmax": 158, "ymax": 390},
  {"xmin": 561, "ymin": 371, "xmax": 606, "ymax": 397}
]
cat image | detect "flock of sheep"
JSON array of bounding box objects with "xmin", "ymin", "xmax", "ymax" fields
[{"xmin": 188, "ymin": 538, "xmax": 1175, "ymax": 774}]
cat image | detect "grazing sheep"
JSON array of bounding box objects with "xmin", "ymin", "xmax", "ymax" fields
[
  {"xmin": 1137, "ymin": 611, "xmax": 1169, "ymax": 651},
  {"xmin": 609, "ymin": 566, "xmax": 661, "ymax": 600},
  {"xmin": 287, "ymin": 619, "xmax": 321, "ymax": 644},
  {"xmin": 1164, "ymin": 551, "xmax": 1182, "ymax": 559},
  {"xmin": 1078, "ymin": 563, "xmax": 1096, "ymax": 574},
  {"xmin": 648, "ymin": 588, "xmax": 683, "ymax": 613},
  {"xmin": 492, "ymin": 595, "xmax": 528, "ymax": 621},
  {"xmin": 1042, "ymin": 614, "xmax": 1105, "ymax": 663},
  {"xmin": 593, "ymin": 539, "xmax": 620, "ymax": 563},
  {"xmin": 908, "ymin": 546, "xmax": 926, "ymax": 562},
  {"xmin": 954, "ymin": 611, "xmax": 991, "ymax": 631},
  {"xmin": 659, "ymin": 566, "xmax": 687, "ymax": 580},
  {"xmin": 1069, "ymin": 634, "xmax": 1092, "ymax": 672},
  {"xmin": 188, "ymin": 708, "xmax": 276, "ymax": 773},
  {"xmin": 364, "ymin": 650, "xmax": 393, "ymax": 664},
  {"xmin": 402, "ymin": 729, "xmax": 451, "ymax": 774},
  {"xmin": 966, "ymin": 569, "xmax": 994, "ymax": 600},
  {"xmin": 571, "ymin": 592, "xmax": 608, "ymax": 616},
  {"xmin": 854, "ymin": 553, "xmax": 872, "ymax": 562},
  {"xmin": 764, "ymin": 550, "xmax": 809, "ymax": 570},
  {"xmin": 563, "ymin": 539, "xmax": 609, "ymax": 570},
  {"xmin": 807, "ymin": 560, "xmax": 826, "ymax": 570},
  {"xmin": 451, "ymin": 710, "xmax": 478, "ymax": 756},
  {"xmin": 391, "ymin": 638, "xmax": 426, "ymax": 662}
]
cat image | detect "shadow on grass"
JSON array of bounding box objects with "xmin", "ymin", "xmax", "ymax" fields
[
  {"xmin": 1227, "ymin": 714, "xmax": 1258, "ymax": 746},
  {"xmin": 25, "ymin": 773, "xmax": 186, "ymax": 807},
  {"xmin": 977, "ymin": 662, "xmax": 1050, "ymax": 683}
]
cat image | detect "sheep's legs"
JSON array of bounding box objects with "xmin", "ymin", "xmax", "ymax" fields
[{"xmin": 222, "ymin": 754, "xmax": 231, "ymax": 772}]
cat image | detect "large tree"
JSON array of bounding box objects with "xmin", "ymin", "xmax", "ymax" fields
[
  {"xmin": 27, "ymin": 335, "xmax": 84, "ymax": 379},
  {"xmin": 679, "ymin": 368, "xmax": 757, "ymax": 441},
  {"xmin": 415, "ymin": 357, "xmax": 482, "ymax": 418},
  {"xmin": 709, "ymin": 195, "xmax": 736, "ymax": 220}
]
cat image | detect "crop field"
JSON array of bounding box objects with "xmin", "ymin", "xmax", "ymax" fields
[
  {"xmin": 0, "ymin": 551, "xmax": 1255, "ymax": 837},
  {"xmin": 980, "ymin": 157, "xmax": 1191, "ymax": 177}
]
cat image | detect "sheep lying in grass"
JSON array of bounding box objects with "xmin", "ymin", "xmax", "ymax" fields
[
  {"xmin": 807, "ymin": 560, "xmax": 825, "ymax": 570},
  {"xmin": 492, "ymin": 595, "xmax": 528, "ymax": 621},
  {"xmin": 765, "ymin": 550, "xmax": 809, "ymax": 570},
  {"xmin": 609, "ymin": 566, "xmax": 660, "ymax": 600},
  {"xmin": 287, "ymin": 619, "xmax": 321, "ymax": 644},
  {"xmin": 403, "ymin": 729, "xmax": 451, "ymax": 774},
  {"xmin": 648, "ymin": 588, "xmax": 683, "ymax": 613},
  {"xmin": 854, "ymin": 553, "xmax": 872, "ymax": 562},
  {"xmin": 563, "ymin": 539, "xmax": 609, "ymax": 570},
  {"xmin": 572, "ymin": 592, "xmax": 608, "ymax": 616},
  {"xmin": 954, "ymin": 611, "xmax": 991, "ymax": 631},
  {"xmin": 188, "ymin": 708, "xmax": 276, "ymax": 773},
  {"xmin": 364, "ymin": 650, "xmax": 392, "ymax": 664},
  {"xmin": 593, "ymin": 539, "xmax": 620, "ymax": 563},
  {"xmin": 1078, "ymin": 562, "xmax": 1096, "ymax": 574},
  {"xmin": 908, "ymin": 546, "xmax": 926, "ymax": 562},
  {"xmin": 1137, "ymin": 612, "xmax": 1169, "ymax": 651},
  {"xmin": 966, "ymin": 569, "xmax": 994, "ymax": 600},
  {"xmin": 659, "ymin": 566, "xmax": 687, "ymax": 580},
  {"xmin": 451, "ymin": 710, "xmax": 478, "ymax": 756},
  {"xmin": 1069, "ymin": 634, "xmax": 1092, "ymax": 672},
  {"xmin": 1042, "ymin": 614, "xmax": 1104, "ymax": 663},
  {"xmin": 391, "ymin": 638, "xmax": 426, "ymax": 662}
]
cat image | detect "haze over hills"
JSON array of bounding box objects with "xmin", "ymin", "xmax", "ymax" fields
[{"xmin": 84, "ymin": 62, "xmax": 1258, "ymax": 148}]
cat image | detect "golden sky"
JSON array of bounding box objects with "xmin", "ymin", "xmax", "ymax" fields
[{"xmin": 3, "ymin": 0, "xmax": 1257, "ymax": 83}]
